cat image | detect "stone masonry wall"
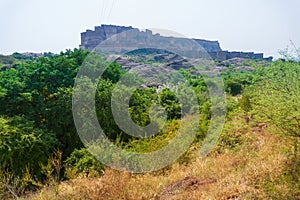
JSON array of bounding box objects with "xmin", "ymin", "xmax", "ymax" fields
[{"xmin": 80, "ymin": 24, "xmax": 273, "ymax": 61}]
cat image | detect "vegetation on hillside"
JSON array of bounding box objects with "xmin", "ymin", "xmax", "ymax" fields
[{"xmin": 0, "ymin": 49, "xmax": 299, "ymax": 199}]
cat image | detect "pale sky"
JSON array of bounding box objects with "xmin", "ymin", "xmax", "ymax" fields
[{"xmin": 1, "ymin": 0, "xmax": 299, "ymax": 58}]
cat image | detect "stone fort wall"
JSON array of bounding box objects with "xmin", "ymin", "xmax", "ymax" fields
[{"xmin": 80, "ymin": 24, "xmax": 272, "ymax": 61}]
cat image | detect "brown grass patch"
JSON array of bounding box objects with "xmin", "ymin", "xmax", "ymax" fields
[{"xmin": 29, "ymin": 119, "xmax": 293, "ymax": 200}]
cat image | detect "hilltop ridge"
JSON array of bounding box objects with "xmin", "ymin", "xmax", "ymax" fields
[{"xmin": 80, "ymin": 24, "xmax": 273, "ymax": 61}]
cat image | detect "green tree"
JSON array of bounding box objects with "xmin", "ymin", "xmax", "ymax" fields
[
  {"xmin": 0, "ymin": 49, "xmax": 89, "ymax": 158},
  {"xmin": 160, "ymin": 88, "xmax": 181, "ymax": 120},
  {"xmin": 251, "ymin": 60, "xmax": 300, "ymax": 137},
  {"xmin": 0, "ymin": 116, "xmax": 57, "ymax": 182}
]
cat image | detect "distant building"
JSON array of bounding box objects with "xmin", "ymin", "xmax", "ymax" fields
[{"xmin": 80, "ymin": 24, "xmax": 273, "ymax": 61}]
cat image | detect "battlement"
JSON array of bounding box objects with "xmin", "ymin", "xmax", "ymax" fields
[
  {"xmin": 80, "ymin": 24, "xmax": 136, "ymax": 50},
  {"xmin": 80, "ymin": 24, "xmax": 222, "ymax": 53},
  {"xmin": 209, "ymin": 51, "xmax": 272, "ymax": 61}
]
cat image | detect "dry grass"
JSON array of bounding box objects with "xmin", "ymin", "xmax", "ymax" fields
[{"xmin": 29, "ymin": 117, "xmax": 296, "ymax": 200}]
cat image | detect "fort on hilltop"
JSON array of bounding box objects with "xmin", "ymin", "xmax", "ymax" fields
[{"xmin": 80, "ymin": 24, "xmax": 273, "ymax": 61}]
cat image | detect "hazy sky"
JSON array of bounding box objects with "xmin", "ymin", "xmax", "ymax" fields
[{"xmin": 1, "ymin": 0, "xmax": 299, "ymax": 58}]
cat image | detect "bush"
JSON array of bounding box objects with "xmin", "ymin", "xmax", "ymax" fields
[
  {"xmin": 251, "ymin": 61, "xmax": 300, "ymax": 137},
  {"xmin": 65, "ymin": 148, "xmax": 105, "ymax": 178},
  {"xmin": 226, "ymin": 80, "xmax": 243, "ymax": 96},
  {"xmin": 0, "ymin": 116, "xmax": 57, "ymax": 191}
]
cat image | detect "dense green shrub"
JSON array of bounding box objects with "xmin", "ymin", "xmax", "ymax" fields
[
  {"xmin": 0, "ymin": 116, "xmax": 57, "ymax": 184},
  {"xmin": 65, "ymin": 148, "xmax": 105, "ymax": 178},
  {"xmin": 225, "ymin": 80, "xmax": 243, "ymax": 96},
  {"xmin": 160, "ymin": 88, "xmax": 181, "ymax": 120},
  {"xmin": 0, "ymin": 49, "xmax": 89, "ymax": 158},
  {"xmin": 250, "ymin": 60, "xmax": 300, "ymax": 137}
]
